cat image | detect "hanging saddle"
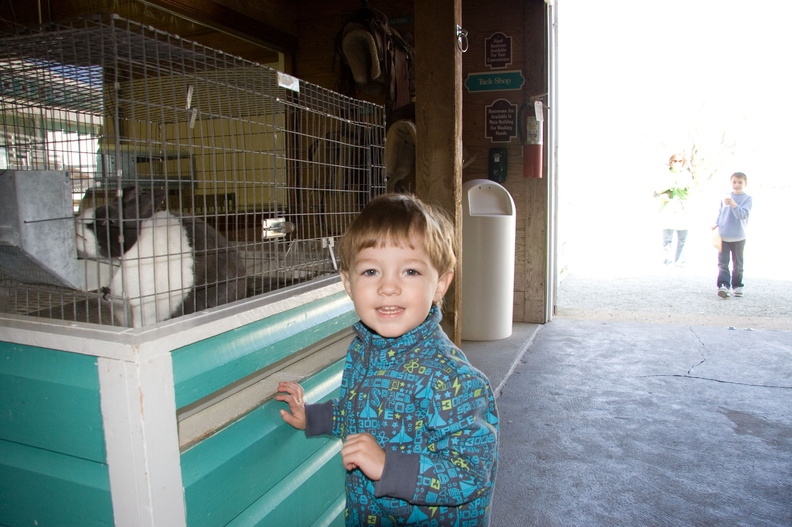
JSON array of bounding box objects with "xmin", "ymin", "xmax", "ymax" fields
[{"xmin": 335, "ymin": 6, "xmax": 415, "ymax": 124}]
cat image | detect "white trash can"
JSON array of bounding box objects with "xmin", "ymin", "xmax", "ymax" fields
[{"xmin": 461, "ymin": 179, "xmax": 516, "ymax": 341}]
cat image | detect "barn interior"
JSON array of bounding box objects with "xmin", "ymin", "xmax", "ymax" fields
[
  {"xmin": 0, "ymin": 2, "xmax": 557, "ymax": 525},
  {"xmin": 0, "ymin": 0, "xmax": 555, "ymax": 337}
]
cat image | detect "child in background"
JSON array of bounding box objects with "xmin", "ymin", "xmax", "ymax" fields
[
  {"xmin": 277, "ymin": 193, "xmax": 499, "ymax": 526},
  {"xmin": 713, "ymin": 172, "xmax": 752, "ymax": 298}
]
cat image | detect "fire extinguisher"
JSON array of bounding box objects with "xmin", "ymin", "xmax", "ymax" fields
[{"xmin": 518, "ymin": 100, "xmax": 544, "ymax": 178}]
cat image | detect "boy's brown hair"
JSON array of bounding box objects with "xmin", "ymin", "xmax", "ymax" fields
[
  {"xmin": 731, "ymin": 171, "xmax": 748, "ymax": 184},
  {"xmin": 338, "ymin": 193, "xmax": 457, "ymax": 277}
]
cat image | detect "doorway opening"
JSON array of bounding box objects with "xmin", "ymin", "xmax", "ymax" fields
[{"xmin": 556, "ymin": 1, "xmax": 792, "ymax": 330}]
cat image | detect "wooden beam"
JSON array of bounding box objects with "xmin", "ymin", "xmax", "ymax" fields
[
  {"xmin": 521, "ymin": 0, "xmax": 550, "ymax": 323},
  {"xmin": 139, "ymin": 0, "xmax": 297, "ymax": 54},
  {"xmin": 414, "ymin": 0, "xmax": 462, "ymax": 343},
  {"xmin": 47, "ymin": 1, "xmax": 291, "ymax": 64}
]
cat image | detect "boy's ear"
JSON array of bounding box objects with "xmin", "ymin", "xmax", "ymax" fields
[
  {"xmin": 433, "ymin": 271, "xmax": 454, "ymax": 303},
  {"xmin": 340, "ymin": 271, "xmax": 353, "ymax": 298}
]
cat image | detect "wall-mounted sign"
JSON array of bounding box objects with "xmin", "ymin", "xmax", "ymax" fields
[
  {"xmin": 465, "ymin": 71, "xmax": 525, "ymax": 93},
  {"xmin": 485, "ymin": 32, "xmax": 512, "ymax": 69},
  {"xmin": 485, "ymin": 99, "xmax": 517, "ymax": 143}
]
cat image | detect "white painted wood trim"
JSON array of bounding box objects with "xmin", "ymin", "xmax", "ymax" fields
[
  {"xmin": 0, "ymin": 276, "xmax": 345, "ymax": 361},
  {"xmin": 99, "ymin": 353, "xmax": 186, "ymax": 527}
]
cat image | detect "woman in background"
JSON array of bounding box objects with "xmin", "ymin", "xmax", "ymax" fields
[{"xmin": 654, "ymin": 153, "xmax": 694, "ymax": 266}]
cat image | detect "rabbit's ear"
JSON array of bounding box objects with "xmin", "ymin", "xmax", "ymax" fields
[
  {"xmin": 120, "ymin": 186, "xmax": 167, "ymax": 220},
  {"xmin": 120, "ymin": 186, "xmax": 143, "ymax": 217},
  {"xmin": 150, "ymin": 189, "xmax": 169, "ymax": 213},
  {"xmin": 135, "ymin": 188, "xmax": 168, "ymax": 219}
]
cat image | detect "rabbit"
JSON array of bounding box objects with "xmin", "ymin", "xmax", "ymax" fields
[{"xmin": 75, "ymin": 186, "xmax": 247, "ymax": 328}]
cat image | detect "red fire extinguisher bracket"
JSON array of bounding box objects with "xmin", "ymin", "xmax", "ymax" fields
[{"xmin": 518, "ymin": 101, "xmax": 544, "ymax": 178}]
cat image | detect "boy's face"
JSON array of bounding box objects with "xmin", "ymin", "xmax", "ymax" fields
[
  {"xmin": 731, "ymin": 176, "xmax": 746, "ymax": 194},
  {"xmin": 340, "ymin": 233, "xmax": 453, "ymax": 338}
]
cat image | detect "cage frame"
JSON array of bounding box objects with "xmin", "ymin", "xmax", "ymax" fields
[{"xmin": 0, "ymin": 13, "xmax": 386, "ymax": 328}]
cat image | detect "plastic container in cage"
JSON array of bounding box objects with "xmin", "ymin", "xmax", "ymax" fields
[{"xmin": 461, "ymin": 179, "xmax": 516, "ymax": 341}]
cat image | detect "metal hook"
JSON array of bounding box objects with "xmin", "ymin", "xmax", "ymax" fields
[{"xmin": 456, "ymin": 25, "xmax": 469, "ymax": 53}]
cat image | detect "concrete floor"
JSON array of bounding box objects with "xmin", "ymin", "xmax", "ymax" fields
[{"xmin": 463, "ymin": 320, "xmax": 792, "ymax": 527}]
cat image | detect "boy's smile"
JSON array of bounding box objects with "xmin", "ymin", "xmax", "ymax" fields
[
  {"xmin": 731, "ymin": 177, "xmax": 746, "ymax": 194},
  {"xmin": 341, "ymin": 233, "xmax": 453, "ymax": 338}
]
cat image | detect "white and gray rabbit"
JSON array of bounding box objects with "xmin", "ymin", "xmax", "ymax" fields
[{"xmin": 75, "ymin": 186, "xmax": 247, "ymax": 328}]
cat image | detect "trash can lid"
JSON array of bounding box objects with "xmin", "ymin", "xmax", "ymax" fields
[{"xmin": 463, "ymin": 179, "xmax": 514, "ymax": 216}]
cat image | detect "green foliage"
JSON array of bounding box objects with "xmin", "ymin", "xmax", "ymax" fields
[{"xmin": 666, "ymin": 186, "xmax": 689, "ymax": 200}]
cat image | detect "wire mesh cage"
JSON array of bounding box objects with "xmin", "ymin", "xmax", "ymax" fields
[{"xmin": 0, "ymin": 14, "xmax": 385, "ymax": 328}]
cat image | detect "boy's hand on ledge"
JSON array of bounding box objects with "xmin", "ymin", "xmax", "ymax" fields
[
  {"xmin": 276, "ymin": 381, "xmax": 307, "ymax": 430},
  {"xmin": 341, "ymin": 433, "xmax": 386, "ymax": 481}
]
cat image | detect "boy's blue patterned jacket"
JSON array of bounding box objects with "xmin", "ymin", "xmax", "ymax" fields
[{"xmin": 305, "ymin": 305, "xmax": 499, "ymax": 526}]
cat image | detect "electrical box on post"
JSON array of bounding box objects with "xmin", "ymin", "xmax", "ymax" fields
[{"xmin": 488, "ymin": 148, "xmax": 508, "ymax": 183}]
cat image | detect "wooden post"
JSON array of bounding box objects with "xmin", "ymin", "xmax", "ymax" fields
[{"xmin": 414, "ymin": 0, "xmax": 463, "ymax": 344}]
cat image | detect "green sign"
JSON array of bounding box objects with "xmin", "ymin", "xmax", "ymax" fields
[{"xmin": 465, "ymin": 71, "xmax": 525, "ymax": 92}]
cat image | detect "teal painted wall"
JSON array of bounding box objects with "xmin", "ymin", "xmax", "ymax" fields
[
  {"xmin": 0, "ymin": 287, "xmax": 354, "ymax": 526},
  {"xmin": 176, "ymin": 290, "xmax": 353, "ymax": 526},
  {"xmin": 172, "ymin": 290, "xmax": 357, "ymax": 408},
  {"xmin": 0, "ymin": 343, "xmax": 113, "ymax": 526},
  {"xmin": 181, "ymin": 362, "xmax": 346, "ymax": 527}
]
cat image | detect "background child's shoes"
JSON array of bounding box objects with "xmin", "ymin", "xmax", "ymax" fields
[{"xmin": 718, "ymin": 286, "xmax": 730, "ymax": 298}]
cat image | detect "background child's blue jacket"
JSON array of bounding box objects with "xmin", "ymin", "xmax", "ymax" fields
[
  {"xmin": 715, "ymin": 192, "xmax": 752, "ymax": 241},
  {"xmin": 305, "ymin": 305, "xmax": 499, "ymax": 526}
]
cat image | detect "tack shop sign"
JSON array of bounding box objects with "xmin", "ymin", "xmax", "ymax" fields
[{"xmin": 465, "ymin": 71, "xmax": 525, "ymax": 92}]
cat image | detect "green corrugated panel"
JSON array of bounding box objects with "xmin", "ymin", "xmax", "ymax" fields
[
  {"xmin": 182, "ymin": 360, "xmax": 346, "ymax": 527},
  {"xmin": 0, "ymin": 342, "xmax": 105, "ymax": 462},
  {"xmin": 309, "ymin": 494, "xmax": 346, "ymax": 527},
  {"xmin": 172, "ymin": 290, "xmax": 355, "ymax": 409},
  {"xmin": 0, "ymin": 438, "xmax": 113, "ymax": 527},
  {"xmin": 228, "ymin": 441, "xmax": 346, "ymax": 527}
]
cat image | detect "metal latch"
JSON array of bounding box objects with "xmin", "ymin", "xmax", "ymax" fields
[{"xmin": 262, "ymin": 218, "xmax": 295, "ymax": 239}]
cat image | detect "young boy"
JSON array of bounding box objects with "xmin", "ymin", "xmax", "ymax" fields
[
  {"xmin": 277, "ymin": 193, "xmax": 499, "ymax": 526},
  {"xmin": 713, "ymin": 172, "xmax": 752, "ymax": 298}
]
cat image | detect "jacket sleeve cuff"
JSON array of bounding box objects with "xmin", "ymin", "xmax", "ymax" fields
[
  {"xmin": 374, "ymin": 450, "xmax": 420, "ymax": 500},
  {"xmin": 304, "ymin": 400, "xmax": 335, "ymax": 437}
]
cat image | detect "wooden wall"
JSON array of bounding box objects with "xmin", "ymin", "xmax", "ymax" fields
[
  {"xmin": 461, "ymin": 0, "xmax": 549, "ymax": 323},
  {"xmin": 292, "ymin": 1, "xmax": 415, "ymax": 109},
  {"xmin": 295, "ymin": 0, "xmax": 550, "ymax": 325},
  {"xmin": 0, "ymin": 0, "xmax": 289, "ymax": 64}
]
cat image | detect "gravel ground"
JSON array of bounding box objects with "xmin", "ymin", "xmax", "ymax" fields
[{"xmin": 556, "ymin": 230, "xmax": 792, "ymax": 330}]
